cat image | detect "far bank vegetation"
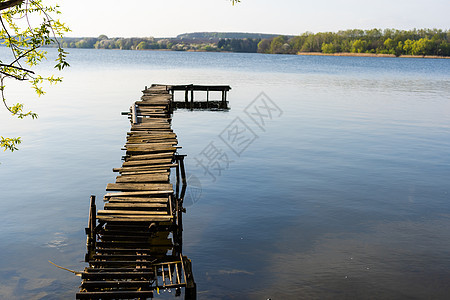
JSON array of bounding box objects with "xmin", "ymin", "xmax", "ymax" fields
[{"xmin": 60, "ymin": 29, "xmax": 450, "ymax": 57}]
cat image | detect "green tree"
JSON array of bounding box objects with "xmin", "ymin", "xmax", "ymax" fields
[
  {"xmin": 136, "ymin": 41, "xmax": 148, "ymax": 50},
  {"xmin": 270, "ymin": 36, "xmax": 288, "ymax": 54},
  {"xmin": 1, "ymin": 0, "xmax": 70, "ymax": 152},
  {"xmin": 403, "ymin": 39, "xmax": 414, "ymax": 55},
  {"xmin": 351, "ymin": 39, "xmax": 367, "ymax": 53},
  {"xmin": 383, "ymin": 38, "xmax": 396, "ymax": 53},
  {"xmin": 289, "ymin": 34, "xmax": 307, "ymax": 53},
  {"xmin": 257, "ymin": 38, "xmax": 271, "ymax": 53},
  {"xmin": 321, "ymin": 42, "xmax": 337, "ymax": 53},
  {"xmin": 411, "ymin": 38, "xmax": 434, "ymax": 56}
]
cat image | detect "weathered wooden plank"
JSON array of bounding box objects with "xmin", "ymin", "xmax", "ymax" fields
[
  {"xmin": 126, "ymin": 137, "xmax": 176, "ymax": 143},
  {"xmin": 128, "ymin": 131, "xmax": 176, "ymax": 137},
  {"xmin": 106, "ymin": 183, "xmax": 173, "ymax": 191},
  {"xmin": 126, "ymin": 139, "xmax": 178, "ymax": 146},
  {"xmin": 125, "ymin": 142, "xmax": 176, "ymax": 148},
  {"xmin": 125, "ymin": 152, "xmax": 174, "ymax": 160},
  {"xmin": 81, "ymin": 272, "xmax": 155, "ymax": 280},
  {"xmin": 98, "ymin": 210, "xmax": 168, "ymax": 215},
  {"xmin": 140, "ymin": 95, "xmax": 171, "ymax": 100},
  {"xmin": 120, "ymin": 170, "xmax": 171, "ymax": 176},
  {"xmin": 136, "ymin": 101, "xmax": 170, "ymax": 106},
  {"xmin": 131, "ymin": 122, "xmax": 171, "ymax": 127},
  {"xmin": 104, "ymin": 191, "xmax": 173, "ymax": 200},
  {"xmin": 96, "ymin": 241, "xmax": 173, "ymax": 248},
  {"xmin": 137, "ymin": 111, "xmax": 167, "ymax": 116},
  {"xmin": 116, "ymin": 174, "xmax": 169, "ymax": 183},
  {"xmin": 125, "ymin": 149, "xmax": 177, "ymax": 155},
  {"xmin": 81, "ymin": 281, "xmax": 152, "ymax": 289},
  {"xmin": 76, "ymin": 291, "xmax": 154, "ymax": 299},
  {"xmin": 113, "ymin": 164, "xmax": 176, "ymax": 173},
  {"xmin": 127, "ymin": 133, "xmax": 175, "ymax": 138},
  {"xmin": 116, "ymin": 163, "xmax": 177, "ymax": 170},
  {"xmin": 138, "ymin": 106, "xmax": 167, "ymax": 110},
  {"xmin": 107, "ymin": 197, "xmax": 168, "ymax": 203},
  {"xmin": 125, "ymin": 145, "xmax": 176, "ymax": 151},
  {"xmin": 130, "ymin": 128, "xmax": 173, "ymax": 132},
  {"xmin": 105, "ymin": 203, "xmax": 167, "ymax": 209},
  {"xmin": 97, "ymin": 215, "xmax": 173, "ymax": 222}
]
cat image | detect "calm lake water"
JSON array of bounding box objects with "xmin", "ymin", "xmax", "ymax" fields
[{"xmin": 0, "ymin": 48, "xmax": 449, "ymax": 299}]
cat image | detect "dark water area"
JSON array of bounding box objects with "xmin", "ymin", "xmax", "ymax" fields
[{"xmin": 0, "ymin": 48, "xmax": 449, "ymax": 299}]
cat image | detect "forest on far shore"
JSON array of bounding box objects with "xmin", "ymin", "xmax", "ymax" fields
[{"xmin": 58, "ymin": 29, "xmax": 450, "ymax": 57}]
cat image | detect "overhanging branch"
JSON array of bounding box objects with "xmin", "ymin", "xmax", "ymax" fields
[
  {"xmin": 0, "ymin": 0, "xmax": 24, "ymax": 11},
  {"xmin": 0, "ymin": 63, "xmax": 35, "ymax": 74}
]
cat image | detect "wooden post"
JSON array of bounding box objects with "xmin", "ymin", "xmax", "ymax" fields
[
  {"xmin": 206, "ymin": 88, "xmax": 209, "ymax": 109},
  {"xmin": 175, "ymin": 158, "xmax": 180, "ymax": 199},
  {"xmin": 223, "ymin": 90, "xmax": 228, "ymax": 109},
  {"xmin": 86, "ymin": 195, "xmax": 96, "ymax": 262},
  {"xmin": 131, "ymin": 104, "xmax": 137, "ymax": 124},
  {"xmin": 184, "ymin": 257, "xmax": 197, "ymax": 300},
  {"xmin": 185, "ymin": 88, "xmax": 188, "ymax": 103},
  {"xmin": 179, "ymin": 156, "xmax": 187, "ymax": 186},
  {"xmin": 190, "ymin": 86, "xmax": 194, "ymax": 110}
]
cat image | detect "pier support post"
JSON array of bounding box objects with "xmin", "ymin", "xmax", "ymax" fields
[
  {"xmin": 131, "ymin": 104, "xmax": 137, "ymax": 124},
  {"xmin": 190, "ymin": 85, "xmax": 194, "ymax": 110},
  {"xmin": 179, "ymin": 156, "xmax": 187, "ymax": 186},
  {"xmin": 184, "ymin": 257, "xmax": 197, "ymax": 300},
  {"xmin": 86, "ymin": 195, "xmax": 96, "ymax": 262}
]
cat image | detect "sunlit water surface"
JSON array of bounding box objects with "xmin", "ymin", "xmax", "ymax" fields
[{"xmin": 0, "ymin": 48, "xmax": 449, "ymax": 299}]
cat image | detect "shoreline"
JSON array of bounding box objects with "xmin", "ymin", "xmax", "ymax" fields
[{"xmin": 296, "ymin": 52, "xmax": 450, "ymax": 59}]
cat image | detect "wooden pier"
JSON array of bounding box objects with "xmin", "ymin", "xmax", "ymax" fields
[{"xmin": 76, "ymin": 84, "xmax": 204, "ymax": 299}]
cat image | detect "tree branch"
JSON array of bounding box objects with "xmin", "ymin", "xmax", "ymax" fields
[
  {"xmin": 0, "ymin": 63, "xmax": 35, "ymax": 74},
  {"xmin": 0, "ymin": 0, "xmax": 24, "ymax": 11},
  {"xmin": 0, "ymin": 70, "xmax": 28, "ymax": 80}
]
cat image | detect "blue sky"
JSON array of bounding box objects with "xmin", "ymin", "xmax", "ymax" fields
[{"xmin": 60, "ymin": 0, "xmax": 449, "ymax": 37}]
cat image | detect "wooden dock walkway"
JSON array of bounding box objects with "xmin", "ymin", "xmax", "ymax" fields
[{"xmin": 77, "ymin": 84, "xmax": 198, "ymax": 299}]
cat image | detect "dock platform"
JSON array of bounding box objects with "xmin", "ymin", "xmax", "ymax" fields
[{"xmin": 168, "ymin": 84, "xmax": 231, "ymax": 110}]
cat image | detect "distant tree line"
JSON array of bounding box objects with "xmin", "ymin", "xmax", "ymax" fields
[
  {"xmin": 58, "ymin": 29, "xmax": 450, "ymax": 57},
  {"xmin": 217, "ymin": 38, "xmax": 260, "ymax": 52},
  {"xmin": 257, "ymin": 29, "xmax": 450, "ymax": 56},
  {"xmin": 60, "ymin": 35, "xmax": 219, "ymax": 51},
  {"xmin": 177, "ymin": 31, "xmax": 286, "ymax": 40}
]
